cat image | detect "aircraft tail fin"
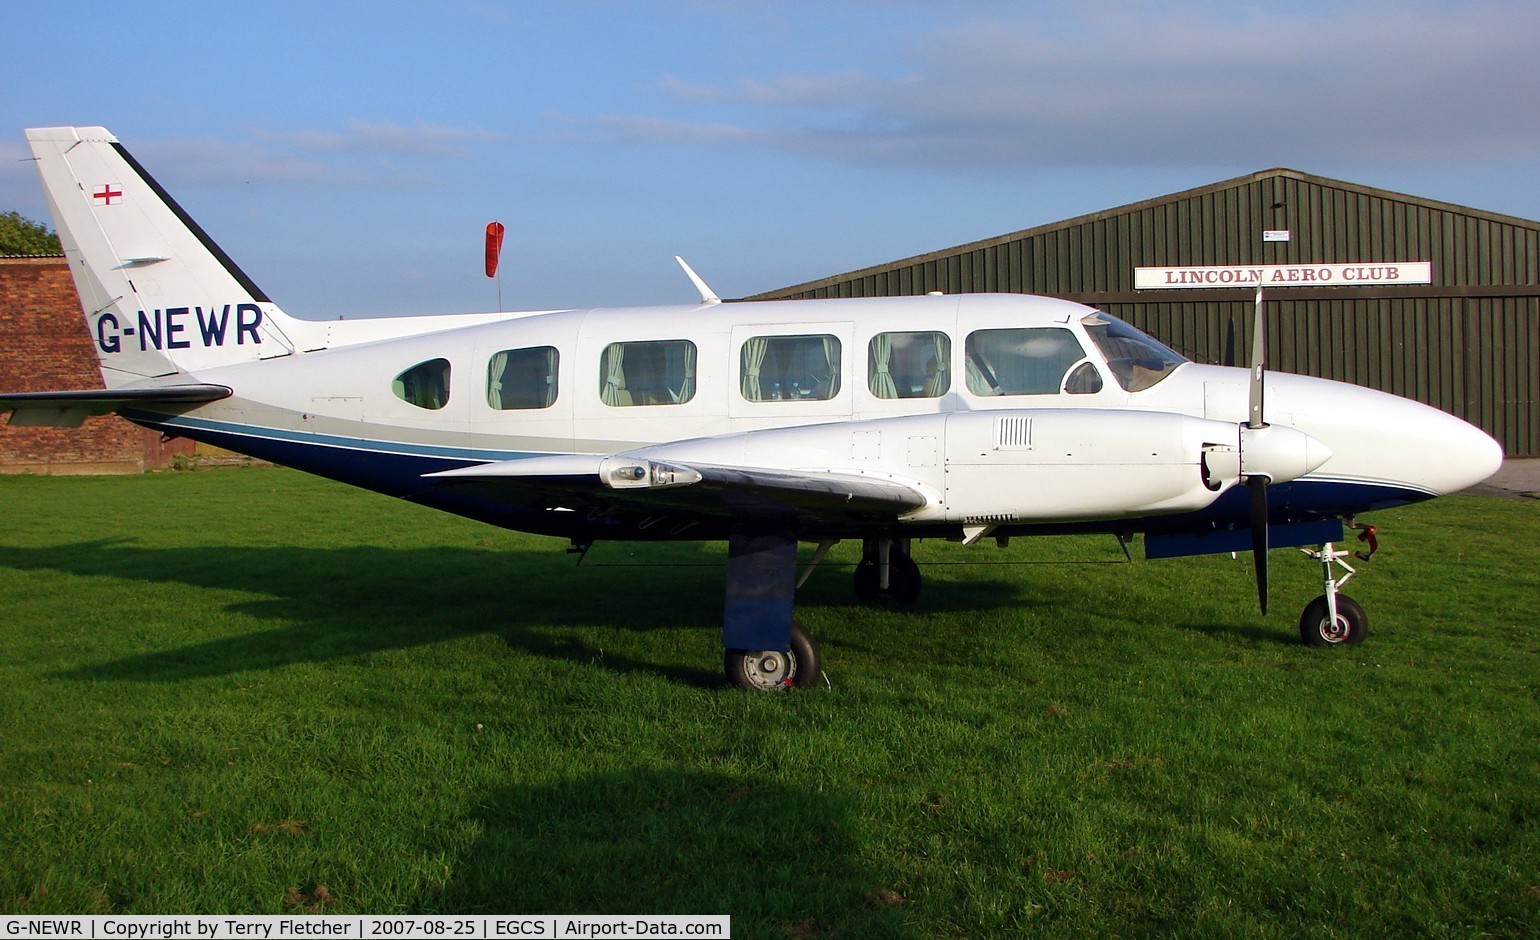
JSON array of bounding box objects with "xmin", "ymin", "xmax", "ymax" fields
[{"xmin": 25, "ymin": 126, "xmax": 308, "ymax": 388}]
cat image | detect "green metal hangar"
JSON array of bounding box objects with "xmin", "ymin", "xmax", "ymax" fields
[{"xmin": 749, "ymin": 169, "xmax": 1539, "ymax": 457}]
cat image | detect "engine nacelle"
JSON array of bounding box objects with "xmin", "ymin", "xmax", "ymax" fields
[{"xmin": 929, "ymin": 409, "xmax": 1256, "ymax": 524}]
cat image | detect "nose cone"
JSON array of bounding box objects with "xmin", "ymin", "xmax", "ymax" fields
[
  {"xmin": 1422, "ymin": 410, "xmax": 1505, "ymax": 495},
  {"xmin": 1252, "ymin": 372, "xmax": 1505, "ymax": 501}
]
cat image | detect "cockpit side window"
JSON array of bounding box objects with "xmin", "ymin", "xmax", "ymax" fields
[
  {"xmin": 964, "ymin": 328, "xmax": 1089, "ymax": 396},
  {"xmin": 1082, "ymin": 313, "xmax": 1187, "ymax": 392},
  {"xmin": 1063, "ymin": 361, "xmax": 1104, "ymax": 394}
]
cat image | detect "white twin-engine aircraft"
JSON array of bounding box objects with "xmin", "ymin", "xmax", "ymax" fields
[{"xmin": 2, "ymin": 126, "xmax": 1504, "ymax": 690}]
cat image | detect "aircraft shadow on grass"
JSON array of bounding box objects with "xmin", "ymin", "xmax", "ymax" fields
[
  {"xmin": 412, "ymin": 767, "xmax": 914, "ymax": 936},
  {"xmin": 2, "ymin": 538, "xmax": 1040, "ymax": 687}
]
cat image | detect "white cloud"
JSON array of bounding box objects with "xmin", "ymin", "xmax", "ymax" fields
[
  {"xmin": 572, "ymin": 1, "xmax": 1540, "ymax": 171},
  {"xmin": 261, "ymin": 120, "xmax": 504, "ymax": 158},
  {"xmin": 115, "ymin": 120, "xmax": 504, "ymax": 191},
  {"xmin": 134, "ymin": 136, "xmax": 339, "ymax": 187}
]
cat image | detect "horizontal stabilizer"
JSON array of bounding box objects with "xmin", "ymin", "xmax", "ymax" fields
[{"xmin": 0, "ymin": 384, "xmax": 232, "ymax": 427}]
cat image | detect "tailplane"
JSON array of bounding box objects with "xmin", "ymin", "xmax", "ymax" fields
[{"xmin": 26, "ymin": 126, "xmax": 308, "ymax": 387}]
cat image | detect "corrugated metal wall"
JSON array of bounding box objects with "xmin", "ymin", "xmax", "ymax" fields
[{"xmin": 754, "ymin": 169, "xmax": 1539, "ymax": 455}]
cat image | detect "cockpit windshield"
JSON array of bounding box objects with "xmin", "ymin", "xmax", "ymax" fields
[{"xmin": 1081, "ymin": 313, "xmax": 1187, "ymax": 392}]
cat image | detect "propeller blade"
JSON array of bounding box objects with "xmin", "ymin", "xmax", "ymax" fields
[
  {"xmin": 1248, "ymin": 283, "xmax": 1266, "ymax": 429},
  {"xmin": 1248, "ymin": 474, "xmax": 1270, "ymax": 614}
]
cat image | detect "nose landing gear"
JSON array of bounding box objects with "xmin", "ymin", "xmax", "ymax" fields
[{"xmin": 1297, "ymin": 541, "xmax": 1369, "ymax": 646}]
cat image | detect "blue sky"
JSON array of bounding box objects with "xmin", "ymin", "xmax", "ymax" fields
[{"xmin": 5, "ymin": 1, "xmax": 1538, "ymax": 317}]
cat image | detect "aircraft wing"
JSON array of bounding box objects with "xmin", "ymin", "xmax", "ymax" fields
[
  {"xmin": 0, "ymin": 385, "xmax": 233, "ymax": 427},
  {"xmin": 424, "ymin": 452, "xmax": 929, "ymax": 526}
]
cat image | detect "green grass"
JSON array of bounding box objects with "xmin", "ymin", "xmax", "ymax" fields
[{"xmin": 1, "ymin": 467, "xmax": 1538, "ymax": 937}]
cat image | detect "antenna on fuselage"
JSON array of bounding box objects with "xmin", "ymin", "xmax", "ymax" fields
[{"xmin": 675, "ymin": 256, "xmax": 721, "ymax": 305}]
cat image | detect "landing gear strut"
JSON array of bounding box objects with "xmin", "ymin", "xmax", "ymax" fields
[
  {"xmin": 853, "ymin": 537, "xmax": 922, "ymax": 604},
  {"xmin": 1297, "ymin": 541, "xmax": 1369, "ymax": 645},
  {"xmin": 721, "ymin": 527, "xmax": 824, "ymax": 691}
]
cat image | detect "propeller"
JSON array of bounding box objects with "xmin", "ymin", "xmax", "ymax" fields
[
  {"xmin": 1244, "ymin": 282, "xmax": 1269, "ymax": 614},
  {"xmin": 1247, "ymin": 473, "xmax": 1270, "ymax": 613}
]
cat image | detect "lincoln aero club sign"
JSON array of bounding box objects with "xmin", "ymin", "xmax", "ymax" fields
[{"xmin": 1135, "ymin": 262, "xmax": 1432, "ymax": 289}]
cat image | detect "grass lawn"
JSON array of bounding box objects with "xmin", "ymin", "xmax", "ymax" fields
[{"xmin": 1, "ymin": 467, "xmax": 1537, "ymax": 937}]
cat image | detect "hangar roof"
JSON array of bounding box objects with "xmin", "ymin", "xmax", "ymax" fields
[{"xmin": 751, "ymin": 168, "xmax": 1540, "ymax": 301}]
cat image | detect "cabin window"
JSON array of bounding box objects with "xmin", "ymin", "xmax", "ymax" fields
[
  {"xmin": 868, "ymin": 331, "xmax": 951, "ymax": 399},
  {"xmin": 740, "ymin": 334, "xmax": 842, "ymax": 401},
  {"xmin": 964, "ymin": 328, "xmax": 1088, "ymax": 396},
  {"xmin": 1082, "ymin": 313, "xmax": 1187, "ymax": 391},
  {"xmin": 392, "ymin": 358, "xmax": 451, "ymax": 410},
  {"xmin": 487, "ymin": 346, "xmax": 558, "ymax": 410},
  {"xmin": 599, "ymin": 339, "xmax": 697, "ymax": 406}
]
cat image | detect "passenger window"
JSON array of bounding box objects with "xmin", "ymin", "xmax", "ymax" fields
[
  {"xmin": 393, "ymin": 358, "xmax": 450, "ymax": 410},
  {"xmin": 869, "ymin": 331, "xmax": 951, "ymax": 399},
  {"xmin": 599, "ymin": 340, "xmax": 697, "ymax": 406},
  {"xmin": 740, "ymin": 334, "xmax": 842, "ymax": 401},
  {"xmin": 487, "ymin": 346, "xmax": 558, "ymax": 410},
  {"xmin": 964, "ymin": 328, "xmax": 1088, "ymax": 396}
]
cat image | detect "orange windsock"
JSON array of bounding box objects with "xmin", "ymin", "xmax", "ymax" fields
[{"xmin": 484, "ymin": 221, "xmax": 505, "ymax": 278}]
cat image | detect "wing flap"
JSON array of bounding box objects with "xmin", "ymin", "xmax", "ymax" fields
[{"xmin": 0, "ymin": 384, "xmax": 232, "ymax": 427}]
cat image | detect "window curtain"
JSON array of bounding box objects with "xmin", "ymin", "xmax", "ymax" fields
[
  {"xmin": 869, "ymin": 333, "xmax": 897, "ymax": 399},
  {"xmin": 923, "ymin": 333, "xmax": 951, "ymax": 397},
  {"xmin": 426, "ymin": 364, "xmax": 447, "ymax": 409},
  {"xmin": 820, "ymin": 336, "xmax": 841, "ymax": 398},
  {"xmin": 600, "ymin": 344, "xmax": 626, "ymax": 406},
  {"xmin": 741, "ymin": 337, "xmax": 768, "ymax": 401},
  {"xmin": 539, "ymin": 348, "xmax": 557, "ymax": 407},
  {"xmin": 486, "ymin": 350, "xmax": 509, "ymax": 409},
  {"xmin": 674, "ymin": 341, "xmax": 697, "ymax": 403}
]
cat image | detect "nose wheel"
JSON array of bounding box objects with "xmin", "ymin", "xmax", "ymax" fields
[{"xmin": 1300, "ymin": 593, "xmax": 1368, "ymax": 645}]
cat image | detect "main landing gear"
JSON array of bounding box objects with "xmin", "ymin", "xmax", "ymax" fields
[
  {"xmin": 720, "ymin": 527, "xmax": 824, "ymax": 691},
  {"xmin": 853, "ymin": 537, "xmax": 922, "ymax": 605},
  {"xmin": 719, "ymin": 533, "xmax": 922, "ymax": 690}
]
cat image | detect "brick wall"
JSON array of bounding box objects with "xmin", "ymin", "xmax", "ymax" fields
[{"xmin": 0, "ymin": 256, "xmax": 196, "ymax": 473}]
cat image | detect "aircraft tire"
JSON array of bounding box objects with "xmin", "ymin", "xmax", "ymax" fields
[
  {"xmin": 1298, "ymin": 594, "xmax": 1369, "ymax": 646},
  {"xmin": 853, "ymin": 553, "xmax": 922, "ymax": 604},
  {"xmin": 724, "ymin": 620, "xmax": 822, "ymax": 691}
]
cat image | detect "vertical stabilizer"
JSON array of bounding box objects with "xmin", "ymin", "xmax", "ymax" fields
[{"xmin": 26, "ymin": 126, "xmax": 307, "ymax": 387}]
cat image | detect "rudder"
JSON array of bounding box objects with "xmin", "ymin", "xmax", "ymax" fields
[{"xmin": 26, "ymin": 126, "xmax": 305, "ymax": 387}]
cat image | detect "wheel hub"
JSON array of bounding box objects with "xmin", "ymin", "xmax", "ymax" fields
[
  {"xmin": 739, "ymin": 650, "xmax": 794, "ymax": 690},
  {"xmin": 1319, "ymin": 615, "xmax": 1351, "ymax": 643}
]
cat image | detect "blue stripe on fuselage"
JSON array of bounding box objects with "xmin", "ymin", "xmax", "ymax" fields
[{"xmin": 124, "ymin": 411, "xmax": 1438, "ymax": 539}]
